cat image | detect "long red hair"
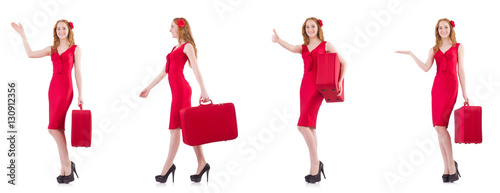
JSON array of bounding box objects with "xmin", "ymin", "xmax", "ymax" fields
[
  {"xmin": 173, "ymin": 17, "xmax": 197, "ymax": 67},
  {"xmin": 51, "ymin": 19, "xmax": 74, "ymax": 54},
  {"xmin": 302, "ymin": 17, "xmax": 324, "ymax": 45},
  {"xmin": 433, "ymin": 18, "xmax": 456, "ymax": 53}
]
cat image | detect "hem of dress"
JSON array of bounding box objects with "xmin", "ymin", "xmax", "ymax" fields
[
  {"xmin": 297, "ymin": 124, "xmax": 317, "ymax": 129},
  {"xmin": 433, "ymin": 124, "xmax": 449, "ymax": 128}
]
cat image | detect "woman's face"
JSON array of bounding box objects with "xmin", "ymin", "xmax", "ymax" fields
[
  {"xmin": 56, "ymin": 22, "xmax": 69, "ymax": 40},
  {"xmin": 305, "ymin": 20, "xmax": 318, "ymax": 38},
  {"xmin": 438, "ymin": 21, "xmax": 451, "ymax": 39},
  {"xmin": 170, "ymin": 21, "xmax": 178, "ymax": 39}
]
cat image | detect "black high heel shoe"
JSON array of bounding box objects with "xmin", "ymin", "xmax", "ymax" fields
[
  {"xmin": 306, "ymin": 161, "xmax": 326, "ymax": 183},
  {"xmin": 442, "ymin": 174, "xmax": 449, "ymax": 182},
  {"xmin": 156, "ymin": 164, "xmax": 176, "ymax": 183},
  {"xmin": 61, "ymin": 161, "xmax": 79, "ymax": 184},
  {"xmin": 57, "ymin": 175, "xmax": 63, "ymax": 183},
  {"xmin": 190, "ymin": 163, "xmax": 210, "ymax": 182},
  {"xmin": 448, "ymin": 161, "xmax": 461, "ymax": 183}
]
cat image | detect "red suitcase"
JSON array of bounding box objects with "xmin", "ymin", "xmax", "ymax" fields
[
  {"xmin": 454, "ymin": 102, "xmax": 482, "ymax": 144},
  {"xmin": 317, "ymin": 53, "xmax": 344, "ymax": 102},
  {"xmin": 71, "ymin": 104, "xmax": 92, "ymax": 147},
  {"xmin": 180, "ymin": 100, "xmax": 238, "ymax": 146}
]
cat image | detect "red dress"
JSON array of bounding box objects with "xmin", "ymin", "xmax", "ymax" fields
[
  {"xmin": 298, "ymin": 41, "xmax": 326, "ymax": 128},
  {"xmin": 166, "ymin": 42, "xmax": 192, "ymax": 129},
  {"xmin": 48, "ymin": 45, "xmax": 77, "ymax": 130},
  {"xmin": 432, "ymin": 43, "xmax": 460, "ymax": 127}
]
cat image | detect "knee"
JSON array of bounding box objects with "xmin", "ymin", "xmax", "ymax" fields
[
  {"xmin": 170, "ymin": 128, "xmax": 181, "ymax": 135},
  {"xmin": 434, "ymin": 126, "xmax": 448, "ymax": 136},
  {"xmin": 48, "ymin": 129, "xmax": 62, "ymax": 136},
  {"xmin": 297, "ymin": 126, "xmax": 308, "ymax": 132}
]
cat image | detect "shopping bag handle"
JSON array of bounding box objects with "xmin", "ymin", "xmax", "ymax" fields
[
  {"xmin": 199, "ymin": 98, "xmax": 213, "ymax": 106},
  {"xmin": 463, "ymin": 102, "xmax": 469, "ymax": 106},
  {"xmin": 79, "ymin": 103, "xmax": 83, "ymax": 110}
]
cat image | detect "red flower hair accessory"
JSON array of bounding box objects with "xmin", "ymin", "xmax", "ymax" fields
[
  {"xmin": 318, "ymin": 19, "xmax": 323, "ymax": 27},
  {"xmin": 450, "ymin": 20, "xmax": 455, "ymax": 28},
  {"xmin": 68, "ymin": 21, "xmax": 74, "ymax": 29},
  {"xmin": 177, "ymin": 19, "xmax": 185, "ymax": 28}
]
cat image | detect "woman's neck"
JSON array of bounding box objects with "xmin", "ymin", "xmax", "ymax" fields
[
  {"xmin": 309, "ymin": 37, "xmax": 321, "ymax": 45},
  {"xmin": 441, "ymin": 37, "xmax": 452, "ymax": 45},
  {"xmin": 59, "ymin": 39, "xmax": 70, "ymax": 46}
]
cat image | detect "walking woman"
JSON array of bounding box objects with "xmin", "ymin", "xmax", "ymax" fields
[
  {"xmin": 396, "ymin": 18, "xmax": 468, "ymax": 183},
  {"xmin": 272, "ymin": 17, "xmax": 347, "ymax": 183},
  {"xmin": 140, "ymin": 18, "xmax": 211, "ymax": 183},
  {"xmin": 11, "ymin": 20, "xmax": 83, "ymax": 183}
]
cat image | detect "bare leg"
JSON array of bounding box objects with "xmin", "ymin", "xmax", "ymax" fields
[
  {"xmin": 193, "ymin": 145, "xmax": 207, "ymax": 174},
  {"xmin": 437, "ymin": 138, "xmax": 449, "ymax": 174},
  {"xmin": 435, "ymin": 126, "xmax": 456, "ymax": 174},
  {"xmin": 48, "ymin": 129, "xmax": 71, "ymax": 176},
  {"xmin": 161, "ymin": 128, "xmax": 181, "ymax": 175},
  {"xmin": 311, "ymin": 129, "xmax": 318, "ymax": 151},
  {"xmin": 298, "ymin": 126, "xmax": 319, "ymax": 175}
]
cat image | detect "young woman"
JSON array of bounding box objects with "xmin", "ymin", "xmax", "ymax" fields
[
  {"xmin": 140, "ymin": 18, "xmax": 210, "ymax": 183},
  {"xmin": 396, "ymin": 18, "xmax": 467, "ymax": 183},
  {"xmin": 11, "ymin": 20, "xmax": 83, "ymax": 183},
  {"xmin": 272, "ymin": 17, "xmax": 347, "ymax": 183}
]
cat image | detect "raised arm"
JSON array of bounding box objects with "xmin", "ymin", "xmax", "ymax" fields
[
  {"xmin": 457, "ymin": 44, "xmax": 468, "ymax": 102},
  {"xmin": 325, "ymin": 42, "xmax": 347, "ymax": 96},
  {"xmin": 184, "ymin": 43, "xmax": 210, "ymax": 102},
  {"xmin": 272, "ymin": 29, "xmax": 302, "ymax": 54},
  {"xmin": 140, "ymin": 66, "xmax": 167, "ymax": 98},
  {"xmin": 395, "ymin": 48, "xmax": 435, "ymax": 72},
  {"xmin": 11, "ymin": 23, "xmax": 51, "ymax": 58}
]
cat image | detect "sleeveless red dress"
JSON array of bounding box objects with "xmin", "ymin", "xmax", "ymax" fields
[
  {"xmin": 298, "ymin": 41, "xmax": 326, "ymax": 128},
  {"xmin": 48, "ymin": 45, "xmax": 77, "ymax": 130},
  {"xmin": 431, "ymin": 43, "xmax": 460, "ymax": 127},
  {"xmin": 166, "ymin": 42, "xmax": 192, "ymax": 129}
]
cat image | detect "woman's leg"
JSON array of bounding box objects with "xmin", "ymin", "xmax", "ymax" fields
[
  {"xmin": 437, "ymin": 138, "xmax": 449, "ymax": 174},
  {"xmin": 298, "ymin": 126, "xmax": 319, "ymax": 175},
  {"xmin": 435, "ymin": 126, "xmax": 456, "ymax": 174},
  {"xmin": 161, "ymin": 128, "xmax": 181, "ymax": 175},
  {"xmin": 193, "ymin": 145, "xmax": 207, "ymax": 174},
  {"xmin": 48, "ymin": 129, "xmax": 71, "ymax": 176}
]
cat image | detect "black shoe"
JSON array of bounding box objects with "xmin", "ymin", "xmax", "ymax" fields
[
  {"xmin": 442, "ymin": 174, "xmax": 449, "ymax": 183},
  {"xmin": 61, "ymin": 161, "xmax": 79, "ymax": 184},
  {"xmin": 56, "ymin": 175, "xmax": 63, "ymax": 183},
  {"xmin": 190, "ymin": 163, "xmax": 210, "ymax": 183},
  {"xmin": 306, "ymin": 161, "xmax": 326, "ymax": 183},
  {"xmin": 156, "ymin": 164, "xmax": 176, "ymax": 183},
  {"xmin": 448, "ymin": 161, "xmax": 461, "ymax": 183},
  {"xmin": 305, "ymin": 174, "xmax": 312, "ymax": 182}
]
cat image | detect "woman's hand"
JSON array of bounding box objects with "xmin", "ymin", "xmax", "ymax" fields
[
  {"xmin": 78, "ymin": 95, "xmax": 84, "ymax": 107},
  {"xmin": 463, "ymin": 92, "xmax": 469, "ymax": 104},
  {"xmin": 200, "ymin": 91, "xmax": 210, "ymax": 103},
  {"xmin": 272, "ymin": 29, "xmax": 279, "ymax": 43},
  {"xmin": 140, "ymin": 88, "xmax": 150, "ymax": 98},
  {"xmin": 337, "ymin": 81, "xmax": 343, "ymax": 96},
  {"xmin": 395, "ymin": 50, "xmax": 412, "ymax": 55},
  {"xmin": 11, "ymin": 23, "xmax": 26, "ymax": 38}
]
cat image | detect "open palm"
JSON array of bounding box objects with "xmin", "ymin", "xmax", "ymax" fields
[{"xmin": 11, "ymin": 23, "xmax": 26, "ymax": 38}]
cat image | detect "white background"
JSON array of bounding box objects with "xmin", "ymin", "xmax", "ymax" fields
[{"xmin": 1, "ymin": 0, "xmax": 499, "ymax": 193}]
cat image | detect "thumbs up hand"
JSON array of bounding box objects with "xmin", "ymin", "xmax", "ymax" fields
[{"xmin": 272, "ymin": 29, "xmax": 279, "ymax": 43}]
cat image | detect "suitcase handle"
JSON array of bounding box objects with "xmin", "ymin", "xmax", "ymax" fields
[
  {"xmin": 199, "ymin": 98, "xmax": 213, "ymax": 106},
  {"xmin": 79, "ymin": 104, "xmax": 83, "ymax": 110},
  {"xmin": 464, "ymin": 102, "xmax": 469, "ymax": 106}
]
